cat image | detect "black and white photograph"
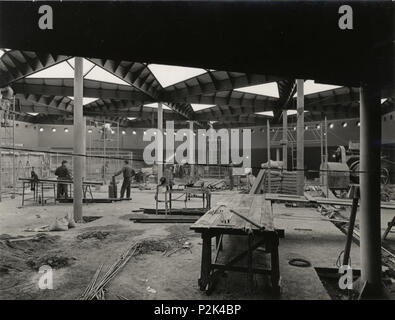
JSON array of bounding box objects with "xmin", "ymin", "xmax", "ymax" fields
[{"xmin": 0, "ymin": 0, "xmax": 394, "ymax": 307}]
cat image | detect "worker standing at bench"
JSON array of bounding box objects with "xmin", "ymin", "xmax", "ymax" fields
[
  {"xmin": 113, "ymin": 160, "xmax": 135, "ymax": 199},
  {"xmin": 55, "ymin": 160, "xmax": 72, "ymax": 199}
]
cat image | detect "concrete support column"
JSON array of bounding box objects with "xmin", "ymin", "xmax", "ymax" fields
[
  {"xmin": 73, "ymin": 57, "xmax": 84, "ymax": 222},
  {"xmin": 0, "ymin": 110, "xmax": 3, "ymax": 202},
  {"xmin": 282, "ymin": 109, "xmax": 288, "ymax": 170},
  {"xmin": 266, "ymin": 119, "xmax": 271, "ymax": 193},
  {"xmin": 189, "ymin": 121, "xmax": 195, "ymax": 178},
  {"xmin": 296, "ymin": 79, "xmax": 304, "ymax": 196},
  {"xmin": 276, "ymin": 148, "xmax": 280, "ymax": 161},
  {"xmin": 157, "ymin": 102, "xmax": 163, "ymax": 184},
  {"xmin": 82, "ymin": 116, "xmax": 87, "ymax": 180},
  {"xmin": 359, "ymin": 83, "xmax": 382, "ymax": 297}
]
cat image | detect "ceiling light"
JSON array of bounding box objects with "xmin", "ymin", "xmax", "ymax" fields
[
  {"xmin": 132, "ymin": 130, "xmax": 136, "ymax": 135},
  {"xmin": 357, "ymin": 121, "xmax": 360, "ymax": 127},
  {"xmin": 88, "ymin": 129, "xmax": 93, "ymax": 133},
  {"xmin": 39, "ymin": 127, "xmax": 44, "ymax": 132},
  {"xmin": 121, "ymin": 130, "xmax": 126, "ymax": 135},
  {"xmin": 64, "ymin": 128, "xmax": 69, "ymax": 133},
  {"xmin": 52, "ymin": 128, "xmax": 56, "ymax": 132},
  {"xmin": 329, "ymin": 123, "xmax": 334, "ymax": 129},
  {"xmin": 316, "ymin": 124, "xmax": 321, "ymax": 129},
  {"xmin": 342, "ymin": 122, "xmax": 348, "ymax": 128},
  {"xmin": 143, "ymin": 131, "xmax": 146, "ymax": 135},
  {"xmin": 127, "ymin": 117, "xmax": 136, "ymax": 121},
  {"xmin": 111, "ymin": 130, "xmax": 115, "ymax": 134},
  {"xmin": 305, "ymin": 126, "xmax": 308, "ymax": 130}
]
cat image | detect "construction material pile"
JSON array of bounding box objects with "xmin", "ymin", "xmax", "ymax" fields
[
  {"xmin": 80, "ymin": 241, "xmax": 140, "ymax": 300},
  {"xmin": 249, "ymin": 168, "xmax": 297, "ymax": 195}
]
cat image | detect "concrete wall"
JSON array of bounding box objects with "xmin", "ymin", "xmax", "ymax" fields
[{"xmin": 11, "ymin": 116, "xmax": 395, "ymax": 177}]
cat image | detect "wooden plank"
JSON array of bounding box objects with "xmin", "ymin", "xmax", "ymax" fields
[
  {"xmin": 267, "ymin": 192, "xmax": 395, "ymax": 210},
  {"xmin": 260, "ymin": 199, "xmax": 275, "ymax": 231},
  {"xmin": 244, "ymin": 196, "xmax": 264, "ymax": 231},
  {"xmin": 19, "ymin": 178, "xmax": 103, "ymax": 185},
  {"xmin": 265, "ymin": 193, "xmax": 308, "ymax": 202},
  {"xmin": 226, "ymin": 194, "xmax": 252, "ymax": 230},
  {"xmin": 249, "ymin": 169, "xmax": 265, "ymax": 195}
]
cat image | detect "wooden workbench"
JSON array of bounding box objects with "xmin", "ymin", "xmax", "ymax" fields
[
  {"xmin": 190, "ymin": 194, "xmax": 283, "ymax": 296},
  {"xmin": 155, "ymin": 186, "xmax": 211, "ymax": 215}
]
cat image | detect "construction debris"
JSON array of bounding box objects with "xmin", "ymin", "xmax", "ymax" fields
[
  {"xmin": 77, "ymin": 231, "xmax": 110, "ymax": 240},
  {"xmin": 80, "ymin": 242, "xmax": 140, "ymax": 300},
  {"xmin": 26, "ymin": 254, "xmax": 76, "ymax": 270},
  {"xmin": 142, "ymin": 208, "xmax": 207, "ymax": 216},
  {"xmin": 249, "ymin": 167, "xmax": 297, "ymax": 195},
  {"xmin": 130, "ymin": 217, "xmax": 198, "ymax": 223}
]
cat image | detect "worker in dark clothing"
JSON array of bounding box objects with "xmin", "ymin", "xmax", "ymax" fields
[
  {"xmin": 113, "ymin": 160, "xmax": 135, "ymax": 199},
  {"xmin": 30, "ymin": 167, "xmax": 39, "ymax": 191},
  {"xmin": 55, "ymin": 160, "xmax": 72, "ymax": 199}
]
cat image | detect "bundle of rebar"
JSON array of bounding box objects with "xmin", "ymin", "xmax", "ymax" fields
[{"xmin": 80, "ymin": 241, "xmax": 140, "ymax": 300}]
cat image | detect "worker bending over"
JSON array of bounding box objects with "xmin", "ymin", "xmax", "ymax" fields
[
  {"xmin": 113, "ymin": 160, "xmax": 135, "ymax": 199},
  {"xmin": 55, "ymin": 160, "xmax": 72, "ymax": 199}
]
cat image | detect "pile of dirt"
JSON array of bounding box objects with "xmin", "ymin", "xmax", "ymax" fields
[
  {"xmin": 0, "ymin": 234, "xmax": 61, "ymax": 274},
  {"xmin": 0, "ymin": 242, "xmax": 27, "ymax": 274},
  {"xmin": 136, "ymin": 227, "xmax": 193, "ymax": 256},
  {"xmin": 77, "ymin": 231, "xmax": 110, "ymax": 240},
  {"xmin": 136, "ymin": 239, "xmax": 169, "ymax": 254},
  {"xmin": 26, "ymin": 253, "xmax": 76, "ymax": 270}
]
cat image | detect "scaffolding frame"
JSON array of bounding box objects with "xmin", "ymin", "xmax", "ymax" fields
[
  {"xmin": 269, "ymin": 119, "xmax": 328, "ymax": 171},
  {"xmin": 87, "ymin": 119, "xmax": 122, "ymax": 183},
  {"xmin": 0, "ymin": 96, "xmax": 16, "ymax": 200}
]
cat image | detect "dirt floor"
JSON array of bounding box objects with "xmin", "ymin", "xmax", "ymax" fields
[{"xmin": 0, "ymin": 187, "xmax": 394, "ymax": 300}]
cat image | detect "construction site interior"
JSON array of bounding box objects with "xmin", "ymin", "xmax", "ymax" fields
[{"xmin": 0, "ymin": 1, "xmax": 394, "ymax": 301}]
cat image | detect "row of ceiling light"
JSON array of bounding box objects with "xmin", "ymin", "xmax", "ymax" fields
[
  {"xmin": 37, "ymin": 121, "xmax": 360, "ymax": 134},
  {"xmin": 252, "ymin": 121, "xmax": 359, "ymax": 133}
]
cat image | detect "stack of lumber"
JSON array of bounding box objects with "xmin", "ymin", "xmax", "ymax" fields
[
  {"xmin": 262, "ymin": 170, "xmax": 282, "ymax": 193},
  {"xmin": 249, "ymin": 169, "xmax": 298, "ymax": 195},
  {"xmin": 281, "ymin": 171, "xmax": 298, "ymax": 195}
]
